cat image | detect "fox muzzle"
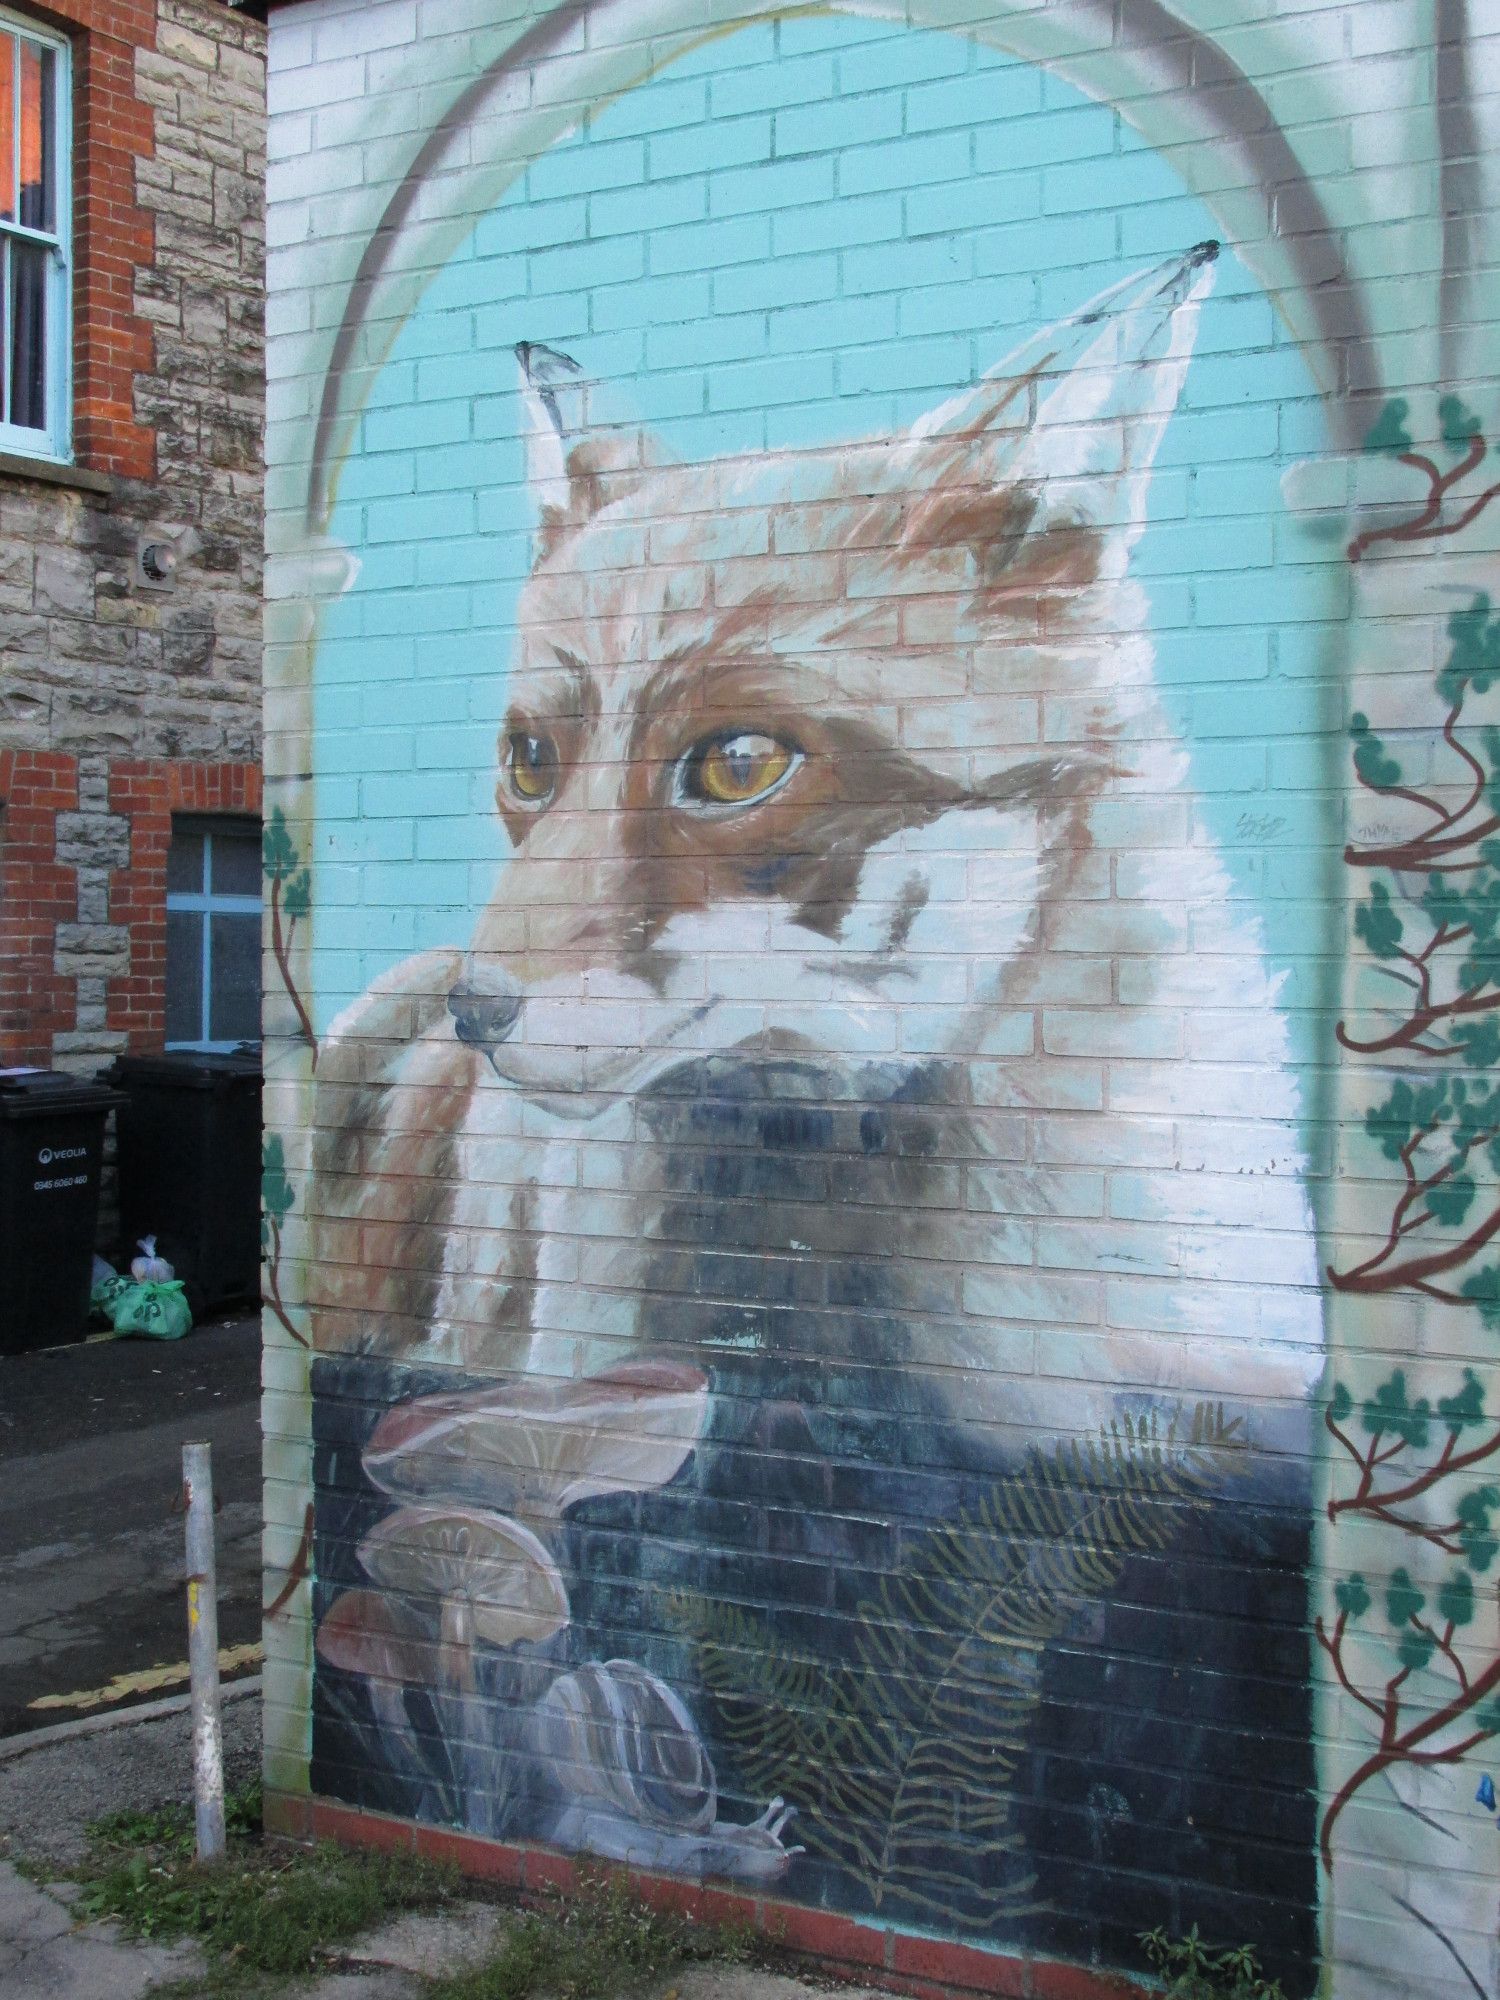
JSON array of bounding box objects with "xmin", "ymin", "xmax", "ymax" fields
[{"xmin": 448, "ymin": 965, "xmax": 523, "ymax": 1050}]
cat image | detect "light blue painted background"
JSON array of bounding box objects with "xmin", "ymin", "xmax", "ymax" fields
[{"xmin": 311, "ymin": 11, "xmax": 1340, "ymax": 1064}]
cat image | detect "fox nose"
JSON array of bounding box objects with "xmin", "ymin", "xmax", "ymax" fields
[{"xmin": 447, "ymin": 965, "xmax": 523, "ymax": 1051}]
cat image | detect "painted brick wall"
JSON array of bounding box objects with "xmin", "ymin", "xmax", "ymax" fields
[
  {"xmin": 0, "ymin": 0, "xmax": 266, "ymax": 1075},
  {"xmin": 260, "ymin": 6, "xmax": 1500, "ymax": 1999}
]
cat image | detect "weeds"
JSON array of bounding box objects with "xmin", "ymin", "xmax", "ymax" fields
[
  {"xmin": 88, "ymin": 1779, "xmax": 264, "ymax": 1859},
  {"xmin": 75, "ymin": 1784, "xmax": 453, "ymax": 1994},
  {"xmin": 1139, "ymin": 1926, "xmax": 1288, "ymax": 2000},
  {"xmin": 70, "ymin": 1788, "xmax": 756, "ymax": 2000},
  {"xmin": 428, "ymin": 1872, "xmax": 754, "ymax": 2000}
]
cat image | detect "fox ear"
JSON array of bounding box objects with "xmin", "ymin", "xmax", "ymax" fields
[
  {"xmin": 516, "ymin": 342, "xmax": 666, "ymax": 558},
  {"xmin": 901, "ymin": 244, "xmax": 1217, "ymax": 593}
]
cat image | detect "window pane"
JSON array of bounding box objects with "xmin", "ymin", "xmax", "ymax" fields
[
  {"xmin": 165, "ymin": 910, "xmax": 205, "ymax": 1045},
  {"xmin": 9, "ymin": 237, "xmax": 45, "ymax": 432},
  {"xmin": 0, "ymin": 37, "xmax": 15, "ymax": 223},
  {"xmin": 18, "ymin": 41, "xmax": 52, "ymax": 233},
  {"xmin": 209, "ymin": 912, "xmax": 260, "ymax": 1044},
  {"xmin": 166, "ymin": 825, "xmax": 205, "ymax": 894},
  {"xmin": 208, "ymin": 825, "xmax": 262, "ymax": 897}
]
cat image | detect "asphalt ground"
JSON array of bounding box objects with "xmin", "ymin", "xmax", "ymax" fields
[{"xmin": 0, "ymin": 1313, "xmax": 262, "ymax": 1737}]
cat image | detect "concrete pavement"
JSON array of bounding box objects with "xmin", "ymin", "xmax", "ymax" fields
[{"xmin": 0, "ymin": 1865, "xmax": 204, "ymax": 1999}]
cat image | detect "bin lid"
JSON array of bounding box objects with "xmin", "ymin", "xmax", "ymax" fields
[
  {"xmin": 102, "ymin": 1046, "xmax": 262, "ymax": 1090},
  {"xmin": 0, "ymin": 1068, "xmax": 123, "ymax": 1118}
]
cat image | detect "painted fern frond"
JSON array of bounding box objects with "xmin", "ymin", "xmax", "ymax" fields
[{"xmin": 671, "ymin": 1402, "xmax": 1241, "ymax": 1931}]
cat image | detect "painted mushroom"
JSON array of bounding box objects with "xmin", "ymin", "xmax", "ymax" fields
[
  {"xmin": 317, "ymin": 1587, "xmax": 435, "ymax": 1676},
  {"xmin": 315, "ymin": 1588, "xmax": 437, "ymax": 1777},
  {"xmin": 362, "ymin": 1359, "xmax": 710, "ymax": 1521},
  {"xmin": 358, "ymin": 1504, "xmax": 570, "ymax": 1690}
]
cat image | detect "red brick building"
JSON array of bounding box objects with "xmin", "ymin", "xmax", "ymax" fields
[{"xmin": 0, "ymin": 0, "xmax": 265, "ymax": 1073}]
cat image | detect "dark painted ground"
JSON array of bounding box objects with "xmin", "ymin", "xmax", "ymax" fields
[{"xmin": 0, "ymin": 1315, "xmax": 261, "ymax": 1737}]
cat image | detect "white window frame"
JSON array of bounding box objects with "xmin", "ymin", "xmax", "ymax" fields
[
  {"xmin": 0, "ymin": 8, "xmax": 70, "ymax": 463},
  {"xmin": 165, "ymin": 820, "xmax": 262, "ymax": 1054}
]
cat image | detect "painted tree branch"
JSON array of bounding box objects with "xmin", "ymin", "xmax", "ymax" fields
[
  {"xmin": 1329, "ymin": 580, "xmax": 1500, "ymax": 1312},
  {"xmin": 1321, "ymin": 397, "xmax": 1500, "ymax": 1885},
  {"xmin": 261, "ymin": 1135, "xmax": 309, "ymax": 1348},
  {"xmin": 1323, "ymin": 1381, "xmax": 1500, "ymax": 1552},
  {"xmin": 263, "ymin": 1211, "xmax": 310, "ymax": 1349},
  {"xmin": 1328, "ymin": 1171, "xmax": 1500, "ymax": 1297},
  {"xmin": 1318, "ymin": 1603, "xmax": 1500, "ymax": 1873},
  {"xmin": 1319, "ymin": 1375, "xmax": 1500, "ymax": 1871},
  {"xmin": 269, "ymin": 871, "xmax": 319, "ymax": 1070},
  {"xmin": 1347, "ymin": 422, "xmax": 1500, "ymax": 564},
  {"xmin": 264, "ymin": 1502, "xmax": 315, "ymax": 1620},
  {"xmin": 263, "ymin": 806, "xmax": 319, "ymax": 1070}
]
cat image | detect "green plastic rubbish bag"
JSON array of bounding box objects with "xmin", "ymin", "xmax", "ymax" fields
[
  {"xmin": 109, "ymin": 1278, "xmax": 193, "ymax": 1341},
  {"xmin": 89, "ymin": 1267, "xmax": 132, "ymax": 1323}
]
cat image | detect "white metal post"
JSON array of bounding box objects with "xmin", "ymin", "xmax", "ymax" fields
[{"xmin": 182, "ymin": 1440, "xmax": 226, "ymax": 1862}]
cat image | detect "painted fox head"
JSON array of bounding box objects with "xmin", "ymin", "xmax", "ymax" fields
[{"xmin": 446, "ymin": 245, "xmax": 1217, "ymax": 1107}]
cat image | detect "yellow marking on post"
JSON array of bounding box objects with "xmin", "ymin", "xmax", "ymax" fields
[
  {"xmin": 26, "ymin": 1643, "xmax": 262, "ymax": 1714},
  {"xmin": 188, "ymin": 1580, "xmax": 200, "ymax": 1630}
]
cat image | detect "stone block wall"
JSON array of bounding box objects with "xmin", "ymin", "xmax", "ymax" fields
[{"xmin": 0, "ymin": 0, "xmax": 266, "ymax": 1075}]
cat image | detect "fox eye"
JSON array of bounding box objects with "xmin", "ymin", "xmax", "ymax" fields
[
  {"xmin": 502, "ymin": 731, "xmax": 558, "ymax": 807},
  {"xmin": 679, "ymin": 733, "xmax": 799, "ymax": 810}
]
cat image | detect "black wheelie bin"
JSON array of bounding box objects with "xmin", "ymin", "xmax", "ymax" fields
[
  {"xmin": 0, "ymin": 1068, "xmax": 123, "ymax": 1353},
  {"xmin": 102, "ymin": 1047, "xmax": 262, "ymax": 1316}
]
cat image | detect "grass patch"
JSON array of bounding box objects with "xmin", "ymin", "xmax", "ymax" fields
[
  {"xmin": 88, "ymin": 1779, "xmax": 265, "ymax": 1859},
  {"xmin": 65, "ymin": 1786, "xmax": 762, "ymax": 2000},
  {"xmin": 428, "ymin": 1872, "xmax": 756, "ymax": 2000},
  {"xmin": 73, "ymin": 1782, "xmax": 454, "ymax": 1996}
]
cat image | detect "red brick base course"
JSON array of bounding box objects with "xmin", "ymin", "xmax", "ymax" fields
[{"xmin": 263, "ymin": 1791, "xmax": 1143, "ymax": 2000}]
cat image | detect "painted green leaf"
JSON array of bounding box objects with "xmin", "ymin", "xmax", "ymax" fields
[
  {"xmin": 1422, "ymin": 871, "xmax": 1480, "ymax": 935},
  {"xmin": 1328, "ymin": 1382, "xmax": 1353, "ymax": 1426},
  {"xmin": 1438, "ymin": 1570, "xmax": 1476, "ymax": 1627},
  {"xmin": 1461, "ymin": 935, "xmax": 1500, "ymax": 1000},
  {"xmin": 1475, "ymin": 1696, "xmax": 1500, "ymax": 1736},
  {"xmin": 263, "ymin": 806, "xmax": 298, "ymax": 881},
  {"xmin": 1385, "ymin": 1567, "xmax": 1425, "ymax": 1629},
  {"xmin": 1349, "ymin": 713, "xmax": 1405, "ymax": 792},
  {"xmin": 1354, "ymin": 881, "xmax": 1404, "ymax": 961},
  {"xmin": 1363, "ymin": 398, "xmax": 1413, "ymax": 456},
  {"xmin": 1461, "ymin": 1264, "xmax": 1500, "ymax": 1331},
  {"xmin": 262, "ymin": 1134, "xmax": 296, "ymax": 1223},
  {"xmin": 283, "ymin": 868, "xmax": 312, "ymax": 921},
  {"xmin": 1439, "ymin": 393, "xmax": 1482, "ymax": 455},
  {"xmin": 1366, "ymin": 1080, "xmax": 1452, "ymax": 1165},
  {"xmin": 1457, "ymin": 1487, "xmax": 1500, "ymax": 1574},
  {"xmin": 1427, "ymin": 1172, "xmax": 1479, "ymax": 1226},
  {"xmin": 1438, "ymin": 1369, "xmax": 1486, "ymax": 1434},
  {"xmin": 1334, "ymin": 1574, "xmax": 1370, "ymax": 1620},
  {"xmin": 1362, "ymin": 1372, "xmax": 1431, "ymax": 1449},
  {"xmin": 1398, "ymin": 1625, "xmax": 1436, "ymax": 1674},
  {"xmin": 1457, "ymin": 1014, "xmax": 1500, "ymax": 1071},
  {"xmin": 1439, "ymin": 594, "xmax": 1500, "ymax": 704}
]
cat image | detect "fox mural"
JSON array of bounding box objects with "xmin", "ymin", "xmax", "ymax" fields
[{"xmin": 307, "ymin": 246, "xmax": 1323, "ymax": 1983}]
